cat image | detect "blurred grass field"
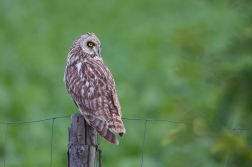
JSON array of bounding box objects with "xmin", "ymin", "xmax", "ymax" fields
[{"xmin": 1, "ymin": 0, "xmax": 252, "ymax": 166}]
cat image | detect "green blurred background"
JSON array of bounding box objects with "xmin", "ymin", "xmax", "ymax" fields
[{"xmin": 1, "ymin": 0, "xmax": 252, "ymax": 166}]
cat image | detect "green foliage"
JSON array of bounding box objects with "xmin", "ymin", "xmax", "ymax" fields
[{"xmin": 1, "ymin": 0, "xmax": 252, "ymax": 166}]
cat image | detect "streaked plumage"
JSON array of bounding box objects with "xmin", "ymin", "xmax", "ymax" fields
[{"xmin": 64, "ymin": 33, "xmax": 125, "ymax": 144}]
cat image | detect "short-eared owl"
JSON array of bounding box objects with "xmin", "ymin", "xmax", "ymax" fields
[{"xmin": 64, "ymin": 33, "xmax": 126, "ymax": 144}]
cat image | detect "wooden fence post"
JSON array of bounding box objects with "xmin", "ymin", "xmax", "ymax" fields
[{"xmin": 68, "ymin": 113, "xmax": 102, "ymax": 167}]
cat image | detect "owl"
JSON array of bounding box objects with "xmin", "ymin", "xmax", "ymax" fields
[{"xmin": 64, "ymin": 32, "xmax": 126, "ymax": 145}]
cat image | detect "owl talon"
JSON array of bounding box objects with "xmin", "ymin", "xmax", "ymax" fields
[{"xmin": 95, "ymin": 143, "xmax": 101, "ymax": 152}]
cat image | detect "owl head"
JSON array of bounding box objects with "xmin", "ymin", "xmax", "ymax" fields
[{"xmin": 78, "ymin": 32, "xmax": 101, "ymax": 57}]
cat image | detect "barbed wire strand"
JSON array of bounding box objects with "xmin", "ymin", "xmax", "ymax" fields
[
  {"xmin": 182, "ymin": 139, "xmax": 184, "ymax": 166},
  {"xmin": 0, "ymin": 115, "xmax": 250, "ymax": 167},
  {"xmin": 232, "ymin": 128, "xmax": 251, "ymax": 131},
  {"xmin": 1, "ymin": 115, "xmax": 250, "ymax": 130},
  {"xmin": 95, "ymin": 137, "xmax": 99, "ymax": 167},
  {"xmin": 224, "ymin": 147, "xmax": 230, "ymax": 167},
  {"xmin": 0, "ymin": 115, "xmax": 71, "ymax": 125},
  {"xmin": 4, "ymin": 123, "xmax": 9, "ymax": 167},
  {"xmin": 122, "ymin": 117, "xmax": 194, "ymax": 124},
  {"xmin": 95, "ymin": 150, "xmax": 98, "ymax": 167},
  {"xmin": 50, "ymin": 118, "xmax": 55, "ymax": 167},
  {"xmin": 141, "ymin": 119, "xmax": 147, "ymax": 167}
]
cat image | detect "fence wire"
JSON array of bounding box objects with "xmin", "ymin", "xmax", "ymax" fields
[{"xmin": 0, "ymin": 115, "xmax": 250, "ymax": 167}]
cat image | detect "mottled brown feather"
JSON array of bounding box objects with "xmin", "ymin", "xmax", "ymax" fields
[{"xmin": 64, "ymin": 33, "xmax": 126, "ymax": 144}]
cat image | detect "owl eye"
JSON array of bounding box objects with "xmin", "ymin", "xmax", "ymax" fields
[{"xmin": 87, "ymin": 42, "xmax": 94, "ymax": 47}]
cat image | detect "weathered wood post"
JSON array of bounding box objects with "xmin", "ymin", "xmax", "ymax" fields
[{"xmin": 68, "ymin": 113, "xmax": 102, "ymax": 167}]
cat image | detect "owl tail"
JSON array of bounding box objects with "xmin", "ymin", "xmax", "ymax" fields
[
  {"xmin": 84, "ymin": 115, "xmax": 119, "ymax": 145},
  {"xmin": 107, "ymin": 115, "xmax": 126, "ymax": 137}
]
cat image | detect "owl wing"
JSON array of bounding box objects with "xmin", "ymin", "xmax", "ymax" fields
[{"xmin": 65, "ymin": 60, "xmax": 125, "ymax": 144}]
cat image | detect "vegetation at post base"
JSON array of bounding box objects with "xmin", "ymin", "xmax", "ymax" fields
[{"xmin": 0, "ymin": 0, "xmax": 252, "ymax": 166}]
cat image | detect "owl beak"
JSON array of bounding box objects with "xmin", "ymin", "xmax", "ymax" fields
[{"xmin": 93, "ymin": 47, "xmax": 101, "ymax": 57}]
